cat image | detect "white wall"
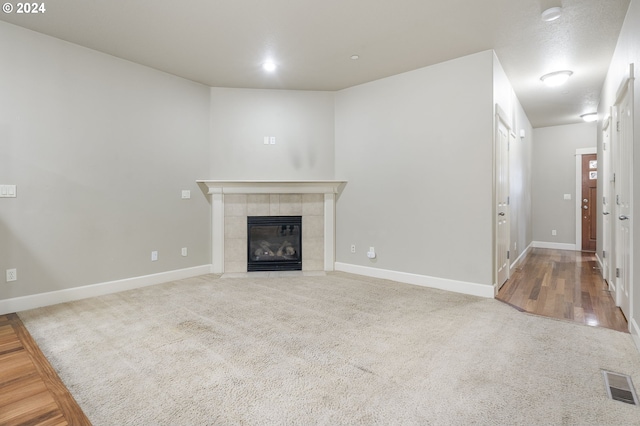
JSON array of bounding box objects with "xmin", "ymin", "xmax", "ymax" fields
[
  {"xmin": 0, "ymin": 22, "xmax": 534, "ymax": 305},
  {"xmin": 493, "ymin": 54, "xmax": 533, "ymax": 265},
  {"xmin": 531, "ymin": 123, "xmax": 597, "ymax": 246},
  {"xmin": 598, "ymin": 0, "xmax": 640, "ymax": 343},
  {"xmin": 335, "ymin": 51, "xmax": 495, "ymax": 290},
  {"xmin": 0, "ymin": 22, "xmax": 211, "ymax": 301},
  {"xmin": 210, "ymin": 88, "xmax": 335, "ymax": 180}
]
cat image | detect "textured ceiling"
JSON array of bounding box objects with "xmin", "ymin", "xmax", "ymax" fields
[{"xmin": 0, "ymin": 0, "xmax": 631, "ymax": 127}]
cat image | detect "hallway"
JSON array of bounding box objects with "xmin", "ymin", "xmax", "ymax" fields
[{"xmin": 497, "ymin": 248, "xmax": 628, "ymax": 333}]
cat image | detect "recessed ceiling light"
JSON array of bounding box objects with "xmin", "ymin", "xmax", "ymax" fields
[
  {"xmin": 350, "ymin": 55, "xmax": 359, "ymax": 60},
  {"xmin": 540, "ymin": 70, "xmax": 573, "ymax": 87},
  {"xmin": 541, "ymin": 6, "xmax": 562, "ymax": 22},
  {"xmin": 262, "ymin": 61, "xmax": 277, "ymax": 72},
  {"xmin": 581, "ymin": 113, "xmax": 598, "ymax": 122}
]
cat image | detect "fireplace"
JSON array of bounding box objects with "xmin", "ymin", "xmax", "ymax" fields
[
  {"xmin": 247, "ymin": 216, "xmax": 302, "ymax": 272},
  {"xmin": 196, "ymin": 180, "xmax": 346, "ymax": 273}
]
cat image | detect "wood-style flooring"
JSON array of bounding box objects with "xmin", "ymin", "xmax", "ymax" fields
[
  {"xmin": 0, "ymin": 313, "xmax": 91, "ymax": 426},
  {"xmin": 497, "ymin": 248, "xmax": 629, "ymax": 333}
]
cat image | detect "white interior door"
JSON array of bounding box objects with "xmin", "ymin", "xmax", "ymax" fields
[
  {"xmin": 614, "ymin": 71, "xmax": 633, "ymax": 320},
  {"xmin": 495, "ymin": 106, "xmax": 510, "ymax": 290},
  {"xmin": 602, "ymin": 116, "xmax": 613, "ymax": 289}
]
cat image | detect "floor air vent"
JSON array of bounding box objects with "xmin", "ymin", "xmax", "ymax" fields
[{"xmin": 602, "ymin": 370, "xmax": 639, "ymax": 405}]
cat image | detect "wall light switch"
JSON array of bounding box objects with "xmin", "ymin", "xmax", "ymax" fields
[
  {"xmin": 181, "ymin": 190, "xmax": 191, "ymax": 199},
  {"xmin": 181, "ymin": 247, "xmax": 188, "ymax": 257},
  {"xmin": 0, "ymin": 185, "xmax": 16, "ymax": 198},
  {"xmin": 151, "ymin": 251, "xmax": 158, "ymax": 261},
  {"xmin": 264, "ymin": 136, "xmax": 270, "ymax": 145},
  {"xmin": 564, "ymin": 194, "xmax": 571, "ymax": 200}
]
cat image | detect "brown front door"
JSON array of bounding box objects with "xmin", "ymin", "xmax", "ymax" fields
[{"xmin": 581, "ymin": 154, "xmax": 597, "ymax": 251}]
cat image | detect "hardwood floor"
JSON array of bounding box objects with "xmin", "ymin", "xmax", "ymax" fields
[
  {"xmin": 497, "ymin": 248, "xmax": 629, "ymax": 333},
  {"xmin": 0, "ymin": 313, "xmax": 91, "ymax": 426}
]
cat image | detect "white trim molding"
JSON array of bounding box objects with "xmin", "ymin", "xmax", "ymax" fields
[
  {"xmin": 0, "ymin": 265, "xmax": 211, "ymax": 315},
  {"xmin": 323, "ymin": 192, "xmax": 337, "ymax": 271},
  {"xmin": 335, "ymin": 262, "xmax": 494, "ymax": 298},
  {"xmin": 532, "ymin": 241, "xmax": 577, "ymax": 251},
  {"xmin": 197, "ymin": 180, "xmax": 346, "ymax": 195},
  {"xmin": 630, "ymin": 318, "xmax": 640, "ymax": 354},
  {"xmin": 510, "ymin": 243, "xmax": 533, "ymax": 271},
  {"xmin": 595, "ymin": 253, "xmax": 605, "ymax": 276}
]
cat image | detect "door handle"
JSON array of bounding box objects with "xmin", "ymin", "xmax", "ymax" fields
[
  {"xmin": 498, "ymin": 212, "xmax": 505, "ymax": 216},
  {"xmin": 619, "ymin": 215, "xmax": 629, "ymax": 220},
  {"xmin": 583, "ymin": 198, "xmax": 588, "ymax": 203},
  {"xmin": 603, "ymin": 212, "xmax": 610, "ymax": 215},
  {"xmin": 583, "ymin": 205, "xmax": 588, "ymax": 210}
]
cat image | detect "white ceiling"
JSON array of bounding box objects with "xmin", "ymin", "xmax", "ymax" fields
[{"xmin": 0, "ymin": 0, "xmax": 630, "ymax": 128}]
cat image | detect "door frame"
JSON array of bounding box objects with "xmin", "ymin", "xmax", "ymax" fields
[
  {"xmin": 601, "ymin": 114, "xmax": 613, "ymax": 289},
  {"xmin": 612, "ymin": 65, "xmax": 634, "ymax": 317},
  {"xmin": 494, "ymin": 103, "xmax": 511, "ymax": 293},
  {"xmin": 575, "ymin": 147, "xmax": 597, "ymax": 250}
]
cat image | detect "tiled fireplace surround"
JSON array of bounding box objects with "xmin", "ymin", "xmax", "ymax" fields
[{"xmin": 197, "ymin": 181, "xmax": 345, "ymax": 274}]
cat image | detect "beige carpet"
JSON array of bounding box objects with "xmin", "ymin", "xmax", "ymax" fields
[{"xmin": 19, "ymin": 272, "xmax": 640, "ymax": 425}]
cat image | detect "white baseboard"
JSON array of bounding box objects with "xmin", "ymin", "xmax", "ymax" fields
[
  {"xmin": 510, "ymin": 243, "xmax": 533, "ymax": 271},
  {"xmin": 630, "ymin": 318, "xmax": 640, "ymax": 355},
  {"xmin": 595, "ymin": 253, "xmax": 604, "ymax": 272},
  {"xmin": 532, "ymin": 241, "xmax": 577, "ymax": 251},
  {"xmin": 334, "ymin": 262, "xmax": 494, "ymax": 298},
  {"xmin": 0, "ymin": 265, "xmax": 212, "ymax": 315}
]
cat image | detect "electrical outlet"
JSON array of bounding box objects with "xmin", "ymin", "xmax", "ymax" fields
[
  {"xmin": 367, "ymin": 247, "xmax": 376, "ymax": 259},
  {"xmin": 181, "ymin": 247, "xmax": 188, "ymax": 257},
  {"xmin": 6, "ymin": 268, "xmax": 17, "ymax": 282},
  {"xmin": 181, "ymin": 190, "xmax": 191, "ymax": 199},
  {"xmin": 151, "ymin": 251, "xmax": 158, "ymax": 261},
  {"xmin": 350, "ymin": 244, "xmax": 356, "ymax": 253},
  {"xmin": 552, "ymin": 230, "xmax": 557, "ymax": 236}
]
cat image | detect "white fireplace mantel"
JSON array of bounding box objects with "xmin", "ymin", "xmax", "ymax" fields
[
  {"xmin": 197, "ymin": 180, "xmax": 345, "ymax": 195},
  {"xmin": 196, "ymin": 180, "xmax": 346, "ymax": 273}
]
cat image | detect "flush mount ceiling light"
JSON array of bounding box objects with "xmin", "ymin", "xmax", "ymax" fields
[
  {"xmin": 350, "ymin": 54, "xmax": 360, "ymax": 60},
  {"xmin": 581, "ymin": 112, "xmax": 598, "ymax": 122},
  {"xmin": 262, "ymin": 60, "xmax": 277, "ymax": 72},
  {"xmin": 541, "ymin": 6, "xmax": 562, "ymax": 22},
  {"xmin": 540, "ymin": 70, "xmax": 573, "ymax": 87}
]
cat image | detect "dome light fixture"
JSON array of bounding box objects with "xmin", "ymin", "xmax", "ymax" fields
[
  {"xmin": 262, "ymin": 60, "xmax": 277, "ymax": 72},
  {"xmin": 350, "ymin": 54, "xmax": 360, "ymax": 60},
  {"xmin": 540, "ymin": 70, "xmax": 573, "ymax": 87},
  {"xmin": 541, "ymin": 6, "xmax": 562, "ymax": 22},
  {"xmin": 580, "ymin": 112, "xmax": 598, "ymax": 123}
]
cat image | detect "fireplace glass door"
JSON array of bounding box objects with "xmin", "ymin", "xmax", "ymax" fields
[{"xmin": 247, "ymin": 216, "xmax": 302, "ymax": 271}]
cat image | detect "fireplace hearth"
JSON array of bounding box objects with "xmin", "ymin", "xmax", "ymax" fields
[{"xmin": 247, "ymin": 216, "xmax": 302, "ymax": 272}]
